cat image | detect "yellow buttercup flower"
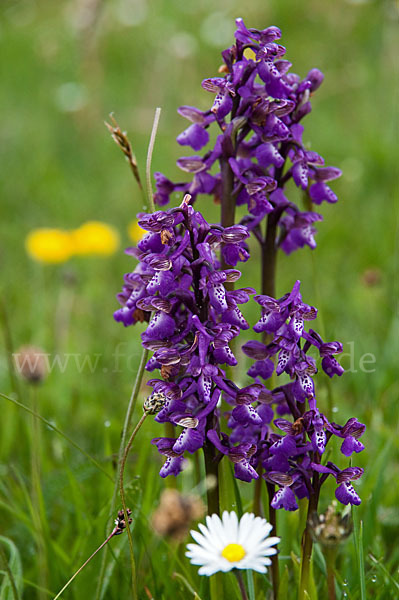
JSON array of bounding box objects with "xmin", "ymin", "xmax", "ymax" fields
[
  {"xmin": 26, "ymin": 221, "xmax": 120, "ymax": 264},
  {"xmin": 25, "ymin": 229, "xmax": 74, "ymax": 264},
  {"xmin": 72, "ymin": 221, "xmax": 120, "ymax": 255},
  {"xmin": 128, "ymin": 220, "xmax": 145, "ymax": 243}
]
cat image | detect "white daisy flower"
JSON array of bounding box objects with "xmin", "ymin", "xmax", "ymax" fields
[{"xmin": 186, "ymin": 511, "xmax": 280, "ymax": 576}]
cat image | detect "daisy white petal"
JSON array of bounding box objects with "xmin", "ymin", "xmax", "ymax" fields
[
  {"xmin": 198, "ymin": 564, "xmax": 219, "ymax": 576},
  {"xmin": 257, "ymin": 536, "xmax": 281, "ymax": 550},
  {"xmin": 237, "ymin": 512, "xmax": 255, "ymax": 543},
  {"xmin": 197, "ymin": 523, "xmax": 223, "ymax": 551},
  {"xmin": 208, "ymin": 513, "xmax": 230, "ymax": 546},
  {"xmin": 222, "ymin": 510, "xmax": 239, "ymax": 541},
  {"xmin": 190, "ymin": 529, "xmax": 213, "ymax": 550},
  {"xmin": 243, "ymin": 519, "xmax": 273, "ymax": 548}
]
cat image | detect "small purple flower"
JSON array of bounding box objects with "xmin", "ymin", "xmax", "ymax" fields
[
  {"xmin": 177, "ymin": 124, "xmax": 210, "ymax": 152},
  {"xmin": 312, "ymin": 463, "xmax": 364, "ymax": 506},
  {"xmin": 207, "ymin": 429, "xmax": 259, "ymax": 483},
  {"xmin": 328, "ymin": 418, "xmax": 366, "ymax": 456}
]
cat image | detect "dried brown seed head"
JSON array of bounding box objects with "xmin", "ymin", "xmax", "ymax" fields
[
  {"xmin": 151, "ymin": 489, "xmax": 205, "ymax": 542},
  {"xmin": 14, "ymin": 346, "xmax": 48, "ymax": 384},
  {"xmin": 308, "ymin": 501, "xmax": 352, "ymax": 547}
]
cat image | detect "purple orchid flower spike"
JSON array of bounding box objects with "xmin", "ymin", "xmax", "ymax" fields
[
  {"xmin": 240, "ymin": 278, "xmax": 365, "ymax": 510},
  {"xmin": 113, "ymin": 20, "xmax": 364, "ymax": 527},
  {"xmin": 152, "ymin": 18, "xmax": 341, "ymax": 263}
]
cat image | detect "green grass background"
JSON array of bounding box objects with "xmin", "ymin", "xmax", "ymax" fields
[{"xmin": 0, "ymin": 0, "xmax": 398, "ymax": 598}]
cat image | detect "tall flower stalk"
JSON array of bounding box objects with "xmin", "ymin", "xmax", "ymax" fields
[{"xmin": 113, "ymin": 18, "xmax": 365, "ymax": 599}]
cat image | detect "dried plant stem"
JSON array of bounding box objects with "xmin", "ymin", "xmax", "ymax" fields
[
  {"xmin": 105, "ymin": 115, "xmax": 145, "ymax": 194},
  {"xmin": 95, "ymin": 347, "xmax": 149, "ymax": 600},
  {"xmin": 52, "ymin": 529, "xmax": 117, "ymax": 600},
  {"xmin": 119, "ymin": 349, "xmax": 149, "ymax": 468},
  {"xmin": 234, "ymin": 570, "xmax": 249, "ymax": 600},
  {"xmin": 146, "ymin": 107, "xmax": 162, "ymax": 212},
  {"xmin": 119, "ymin": 412, "xmax": 148, "ymax": 600},
  {"xmin": 0, "ymin": 392, "xmax": 112, "ymax": 481},
  {"xmin": 97, "ymin": 109, "xmax": 159, "ymax": 596},
  {"xmin": 0, "ymin": 542, "xmax": 20, "ymax": 600}
]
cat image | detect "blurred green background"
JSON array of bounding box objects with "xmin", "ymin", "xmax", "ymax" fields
[{"xmin": 0, "ymin": 0, "xmax": 398, "ymax": 598}]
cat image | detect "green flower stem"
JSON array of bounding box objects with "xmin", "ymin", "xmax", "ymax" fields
[
  {"xmin": 0, "ymin": 392, "xmax": 112, "ymax": 481},
  {"xmin": 30, "ymin": 387, "xmax": 48, "ymax": 600},
  {"xmin": 119, "ymin": 412, "xmax": 148, "ymax": 600},
  {"xmin": 54, "ymin": 278, "xmax": 75, "ymax": 354},
  {"xmin": 234, "ymin": 570, "xmax": 249, "ymax": 600},
  {"xmin": 220, "ymin": 156, "xmax": 236, "ymax": 231},
  {"xmin": 203, "ymin": 437, "xmax": 220, "ymax": 516},
  {"xmin": 266, "ymin": 482, "xmax": 279, "ymax": 600},
  {"xmin": 298, "ymin": 477, "xmax": 320, "ymax": 600},
  {"xmin": 220, "ymin": 154, "xmax": 236, "ymax": 296},
  {"xmin": 261, "ymin": 211, "xmax": 279, "ymax": 300},
  {"xmin": 164, "ymin": 422, "xmax": 177, "ymax": 489},
  {"xmin": 252, "ymin": 465, "xmax": 263, "ymax": 516},
  {"xmin": 324, "ymin": 546, "xmax": 337, "ymax": 600}
]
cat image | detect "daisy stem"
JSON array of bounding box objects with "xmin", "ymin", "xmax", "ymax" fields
[
  {"xmin": 234, "ymin": 571, "xmax": 249, "ymax": 600},
  {"xmin": 53, "ymin": 529, "xmax": 117, "ymax": 600},
  {"xmin": 266, "ymin": 482, "xmax": 280, "ymax": 599},
  {"xmin": 119, "ymin": 412, "xmax": 148, "ymax": 599}
]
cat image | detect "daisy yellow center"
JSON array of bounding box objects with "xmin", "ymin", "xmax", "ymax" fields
[{"xmin": 221, "ymin": 543, "xmax": 246, "ymax": 563}]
